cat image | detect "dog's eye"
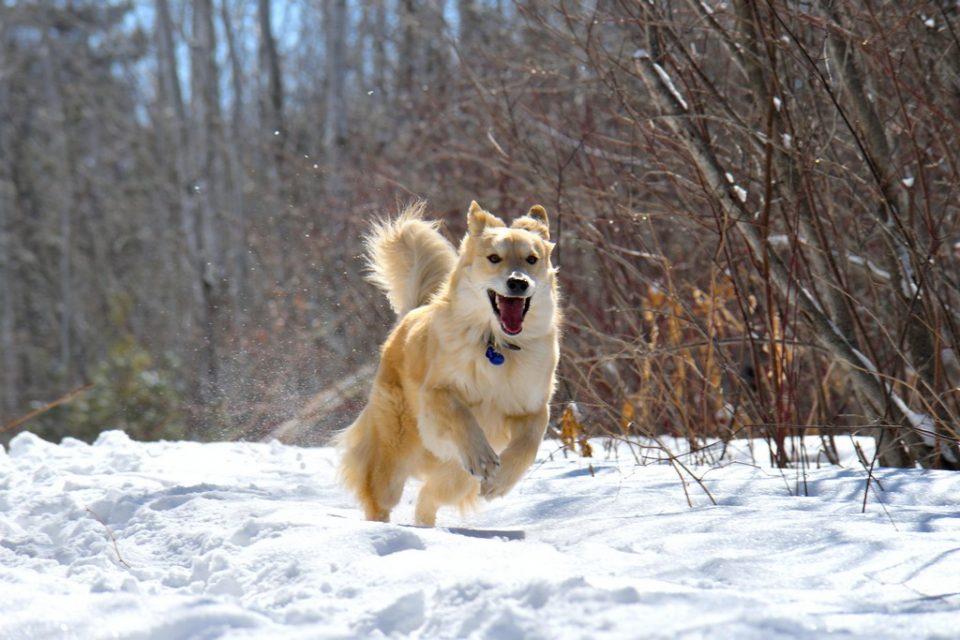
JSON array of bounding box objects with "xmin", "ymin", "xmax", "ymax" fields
[
  {"xmin": 487, "ymin": 255, "xmax": 502, "ymax": 264},
  {"xmin": 526, "ymin": 255, "xmax": 538, "ymax": 265}
]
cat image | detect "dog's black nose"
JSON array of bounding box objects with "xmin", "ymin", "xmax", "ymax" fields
[{"xmin": 507, "ymin": 277, "xmax": 529, "ymax": 294}]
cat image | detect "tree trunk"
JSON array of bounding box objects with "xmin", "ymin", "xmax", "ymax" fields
[
  {"xmin": 38, "ymin": 34, "xmax": 79, "ymax": 383},
  {"xmin": 155, "ymin": 0, "xmax": 203, "ymax": 318},
  {"xmin": 397, "ymin": 0, "xmax": 418, "ymax": 106},
  {"xmin": 324, "ymin": 0, "xmax": 348, "ymax": 199},
  {"xmin": 0, "ymin": 81, "xmax": 16, "ymax": 418},
  {"xmin": 219, "ymin": 0, "xmax": 248, "ymax": 316},
  {"xmin": 258, "ymin": 0, "xmax": 285, "ymax": 187},
  {"xmin": 372, "ymin": 0, "xmax": 388, "ymax": 101},
  {"xmin": 190, "ymin": 0, "xmax": 229, "ymax": 409}
]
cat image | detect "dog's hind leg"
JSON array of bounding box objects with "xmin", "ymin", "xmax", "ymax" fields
[
  {"xmin": 359, "ymin": 452, "xmax": 406, "ymax": 522},
  {"xmin": 414, "ymin": 463, "xmax": 479, "ymax": 527},
  {"xmin": 337, "ymin": 392, "xmax": 410, "ymax": 523}
]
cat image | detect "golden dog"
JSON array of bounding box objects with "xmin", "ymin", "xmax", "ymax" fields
[{"xmin": 336, "ymin": 201, "xmax": 560, "ymax": 526}]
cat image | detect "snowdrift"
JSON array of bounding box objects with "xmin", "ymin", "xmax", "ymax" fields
[{"xmin": 1, "ymin": 431, "xmax": 958, "ymax": 638}]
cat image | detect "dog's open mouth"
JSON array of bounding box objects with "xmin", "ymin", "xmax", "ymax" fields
[{"xmin": 488, "ymin": 290, "xmax": 531, "ymax": 335}]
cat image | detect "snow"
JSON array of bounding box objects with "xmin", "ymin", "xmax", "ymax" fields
[
  {"xmin": 723, "ymin": 172, "xmax": 747, "ymax": 203},
  {"xmin": 631, "ymin": 49, "xmax": 689, "ymax": 113},
  {"xmin": 652, "ymin": 62, "xmax": 689, "ymax": 111},
  {"xmin": 888, "ymin": 395, "xmax": 958, "ymax": 464},
  {"xmin": 845, "ymin": 254, "xmax": 892, "ymax": 281},
  {"xmin": 3, "ymin": 431, "xmax": 960, "ymax": 639},
  {"xmin": 847, "ymin": 345, "xmax": 954, "ymax": 463},
  {"xmin": 896, "ymin": 244, "xmax": 920, "ymax": 298}
]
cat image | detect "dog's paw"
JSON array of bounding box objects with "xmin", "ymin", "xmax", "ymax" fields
[
  {"xmin": 480, "ymin": 465, "xmax": 521, "ymax": 499},
  {"xmin": 462, "ymin": 438, "xmax": 500, "ymax": 481},
  {"xmin": 480, "ymin": 474, "xmax": 509, "ymax": 499}
]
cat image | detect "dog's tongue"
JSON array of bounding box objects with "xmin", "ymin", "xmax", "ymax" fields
[{"xmin": 497, "ymin": 295, "xmax": 525, "ymax": 335}]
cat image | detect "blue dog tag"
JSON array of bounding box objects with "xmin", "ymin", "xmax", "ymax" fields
[{"xmin": 485, "ymin": 345, "xmax": 505, "ymax": 366}]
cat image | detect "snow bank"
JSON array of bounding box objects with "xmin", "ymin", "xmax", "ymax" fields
[{"xmin": 1, "ymin": 431, "xmax": 959, "ymax": 639}]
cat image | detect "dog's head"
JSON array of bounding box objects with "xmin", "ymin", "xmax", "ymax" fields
[{"xmin": 456, "ymin": 201, "xmax": 557, "ymax": 338}]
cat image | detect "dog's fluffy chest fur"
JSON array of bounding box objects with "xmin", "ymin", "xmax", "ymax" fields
[{"xmin": 449, "ymin": 339, "xmax": 554, "ymax": 411}]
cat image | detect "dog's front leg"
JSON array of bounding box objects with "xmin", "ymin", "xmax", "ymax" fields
[
  {"xmin": 419, "ymin": 387, "xmax": 500, "ymax": 481},
  {"xmin": 481, "ymin": 407, "xmax": 549, "ymax": 499}
]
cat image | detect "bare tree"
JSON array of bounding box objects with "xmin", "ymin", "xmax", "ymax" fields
[
  {"xmin": 189, "ymin": 0, "xmax": 231, "ymax": 409},
  {"xmin": 0, "ymin": 71, "xmax": 16, "ymax": 420},
  {"xmin": 258, "ymin": 0, "xmax": 285, "ymax": 189},
  {"xmin": 219, "ymin": 0, "xmax": 249, "ymax": 310},
  {"xmin": 4, "ymin": 0, "xmax": 956, "ymax": 468},
  {"xmin": 528, "ymin": 0, "xmax": 960, "ymax": 468},
  {"xmin": 155, "ymin": 0, "xmax": 203, "ymax": 316},
  {"xmin": 324, "ymin": 0, "xmax": 348, "ymax": 198}
]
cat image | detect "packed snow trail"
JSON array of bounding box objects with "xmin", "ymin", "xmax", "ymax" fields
[{"xmin": 1, "ymin": 431, "xmax": 959, "ymax": 639}]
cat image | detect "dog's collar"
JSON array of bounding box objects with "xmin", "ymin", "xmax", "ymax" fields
[{"xmin": 485, "ymin": 335, "xmax": 520, "ymax": 366}]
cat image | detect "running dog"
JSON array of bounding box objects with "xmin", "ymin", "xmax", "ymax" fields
[{"xmin": 336, "ymin": 200, "xmax": 560, "ymax": 526}]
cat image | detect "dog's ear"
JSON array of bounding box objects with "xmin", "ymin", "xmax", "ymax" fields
[
  {"xmin": 511, "ymin": 205, "xmax": 550, "ymax": 240},
  {"xmin": 468, "ymin": 200, "xmax": 505, "ymax": 236},
  {"xmin": 527, "ymin": 205, "xmax": 549, "ymax": 227}
]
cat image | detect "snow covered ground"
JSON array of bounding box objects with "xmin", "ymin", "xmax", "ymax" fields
[{"xmin": 1, "ymin": 431, "xmax": 959, "ymax": 639}]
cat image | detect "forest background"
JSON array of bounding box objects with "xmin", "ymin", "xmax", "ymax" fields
[{"xmin": 2, "ymin": 0, "xmax": 959, "ymax": 470}]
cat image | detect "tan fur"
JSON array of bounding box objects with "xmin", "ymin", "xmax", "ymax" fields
[
  {"xmin": 363, "ymin": 201, "xmax": 457, "ymax": 316},
  {"xmin": 337, "ymin": 201, "xmax": 561, "ymax": 526}
]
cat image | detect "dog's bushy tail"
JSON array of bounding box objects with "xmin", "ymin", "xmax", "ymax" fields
[{"xmin": 365, "ymin": 202, "xmax": 456, "ymax": 317}]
